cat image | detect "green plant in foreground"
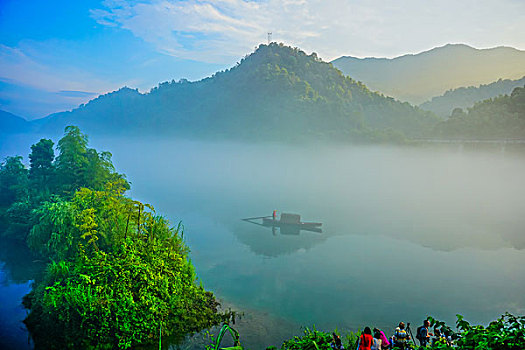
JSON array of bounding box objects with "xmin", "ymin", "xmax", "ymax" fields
[
  {"xmin": 272, "ymin": 313, "xmax": 524, "ymax": 350},
  {"xmin": 455, "ymin": 313, "xmax": 525, "ymax": 350},
  {"xmin": 344, "ymin": 329, "xmax": 361, "ymax": 350},
  {"xmin": 425, "ymin": 313, "xmax": 525, "ymax": 350},
  {"xmin": 281, "ymin": 327, "xmax": 333, "ymax": 350}
]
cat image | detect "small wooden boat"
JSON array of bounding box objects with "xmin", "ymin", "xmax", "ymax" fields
[
  {"xmin": 242, "ymin": 212, "xmax": 322, "ymax": 234},
  {"xmin": 262, "ymin": 213, "xmax": 322, "ymax": 229}
]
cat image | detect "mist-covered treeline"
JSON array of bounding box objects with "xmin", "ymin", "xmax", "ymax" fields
[
  {"xmin": 435, "ymin": 86, "xmax": 525, "ymax": 139},
  {"xmin": 421, "ymin": 76, "xmax": 525, "ymax": 117}
]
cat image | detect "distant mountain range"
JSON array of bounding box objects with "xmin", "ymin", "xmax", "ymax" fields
[
  {"xmin": 332, "ymin": 44, "xmax": 525, "ymax": 105},
  {"xmin": 0, "ymin": 110, "xmax": 29, "ymax": 135},
  {"xmin": 419, "ymin": 76, "xmax": 525, "ymax": 117},
  {"xmin": 29, "ymin": 43, "xmax": 438, "ymax": 142}
]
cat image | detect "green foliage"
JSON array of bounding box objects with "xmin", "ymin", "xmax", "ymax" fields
[
  {"xmin": 424, "ymin": 313, "xmax": 525, "ymax": 350},
  {"xmin": 205, "ymin": 324, "xmax": 242, "ymax": 350},
  {"xmin": 29, "ymin": 138, "xmax": 55, "ymax": 199},
  {"xmin": 271, "ymin": 313, "xmax": 524, "ymax": 350},
  {"xmin": 0, "ymin": 126, "xmax": 128, "ymax": 242},
  {"xmin": 27, "ymin": 199, "xmax": 78, "ymax": 261},
  {"xmin": 0, "ymin": 155, "xmax": 29, "ymax": 206},
  {"xmin": 55, "ymin": 126, "xmax": 128, "ymax": 195},
  {"xmin": 280, "ymin": 327, "xmax": 333, "ymax": 350},
  {"xmin": 28, "ymin": 181, "xmax": 160, "ymax": 263},
  {"xmin": 0, "ymin": 156, "xmax": 30, "ymax": 237},
  {"xmin": 0, "ymin": 127, "xmax": 225, "ymax": 348},
  {"xmin": 345, "ymin": 329, "xmax": 361, "ymax": 350},
  {"xmin": 455, "ymin": 313, "xmax": 525, "ymax": 350},
  {"xmin": 24, "ymin": 225, "xmax": 225, "ymax": 349},
  {"xmin": 4, "ymin": 199, "xmax": 33, "ymax": 239},
  {"xmin": 24, "ymin": 177, "xmax": 226, "ymax": 348}
]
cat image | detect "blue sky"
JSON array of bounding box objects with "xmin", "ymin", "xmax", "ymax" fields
[{"xmin": 1, "ymin": 0, "xmax": 524, "ymax": 120}]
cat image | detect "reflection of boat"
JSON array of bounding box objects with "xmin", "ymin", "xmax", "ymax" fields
[{"xmin": 242, "ymin": 212, "xmax": 322, "ymax": 234}]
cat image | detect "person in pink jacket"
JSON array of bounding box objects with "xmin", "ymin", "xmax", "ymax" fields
[{"xmin": 373, "ymin": 328, "xmax": 391, "ymax": 349}]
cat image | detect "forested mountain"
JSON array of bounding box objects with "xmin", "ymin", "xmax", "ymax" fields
[
  {"xmin": 420, "ymin": 76, "xmax": 525, "ymax": 117},
  {"xmin": 0, "ymin": 110, "xmax": 29, "ymax": 134},
  {"xmin": 33, "ymin": 43, "xmax": 438, "ymax": 142},
  {"xmin": 435, "ymin": 86, "xmax": 525, "ymax": 139},
  {"xmin": 332, "ymin": 44, "xmax": 525, "ymax": 104}
]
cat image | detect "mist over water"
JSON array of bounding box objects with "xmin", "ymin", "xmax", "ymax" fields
[
  {"xmin": 94, "ymin": 138, "xmax": 525, "ymax": 343},
  {"xmin": 2, "ymin": 137, "xmax": 525, "ymax": 348},
  {"xmin": 103, "ymin": 138, "xmax": 525, "ymax": 251}
]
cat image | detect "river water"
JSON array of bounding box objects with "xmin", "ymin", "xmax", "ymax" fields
[{"xmin": 1, "ymin": 138, "xmax": 525, "ymax": 349}]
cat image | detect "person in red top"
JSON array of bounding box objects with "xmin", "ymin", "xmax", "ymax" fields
[{"xmin": 359, "ymin": 327, "xmax": 374, "ymax": 350}]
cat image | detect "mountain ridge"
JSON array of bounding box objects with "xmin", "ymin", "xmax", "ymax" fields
[
  {"xmin": 332, "ymin": 44, "xmax": 525, "ymax": 104},
  {"xmin": 337, "ymin": 43, "xmax": 524, "ymax": 61},
  {"xmin": 0, "ymin": 110, "xmax": 30, "ymax": 134},
  {"xmin": 31, "ymin": 43, "xmax": 439, "ymax": 142}
]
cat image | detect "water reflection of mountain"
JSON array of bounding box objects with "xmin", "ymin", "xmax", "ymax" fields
[{"xmin": 232, "ymin": 222, "xmax": 327, "ymax": 258}]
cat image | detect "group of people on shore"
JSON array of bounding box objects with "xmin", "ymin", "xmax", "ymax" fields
[{"xmin": 331, "ymin": 319, "xmax": 452, "ymax": 350}]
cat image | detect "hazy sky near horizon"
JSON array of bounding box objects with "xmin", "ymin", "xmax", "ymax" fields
[{"xmin": 1, "ymin": 0, "xmax": 524, "ymax": 119}]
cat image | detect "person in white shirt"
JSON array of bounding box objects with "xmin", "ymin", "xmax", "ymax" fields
[{"xmin": 371, "ymin": 331, "xmax": 382, "ymax": 350}]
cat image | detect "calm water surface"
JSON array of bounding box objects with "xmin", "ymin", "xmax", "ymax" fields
[{"xmin": 1, "ymin": 138, "xmax": 524, "ymax": 349}]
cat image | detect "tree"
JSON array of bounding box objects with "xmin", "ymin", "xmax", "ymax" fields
[
  {"xmin": 55, "ymin": 126, "xmax": 129, "ymax": 195},
  {"xmin": 0, "ymin": 156, "xmax": 30, "ymax": 238},
  {"xmin": 0, "ymin": 156, "xmax": 28, "ymax": 206},
  {"xmin": 55, "ymin": 126, "xmax": 89, "ymax": 194},
  {"xmin": 29, "ymin": 138, "xmax": 55, "ymax": 198}
]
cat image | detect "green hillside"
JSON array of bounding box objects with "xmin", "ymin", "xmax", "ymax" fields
[{"xmin": 34, "ymin": 43, "xmax": 439, "ymax": 142}]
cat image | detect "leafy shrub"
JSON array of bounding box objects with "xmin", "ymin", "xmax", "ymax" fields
[
  {"xmin": 24, "ymin": 218, "xmax": 226, "ymax": 349},
  {"xmin": 281, "ymin": 328, "xmax": 333, "ymax": 350},
  {"xmin": 427, "ymin": 313, "xmax": 525, "ymax": 350}
]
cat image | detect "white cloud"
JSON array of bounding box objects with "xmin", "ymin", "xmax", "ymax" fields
[{"xmin": 91, "ymin": 0, "xmax": 525, "ymax": 63}]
